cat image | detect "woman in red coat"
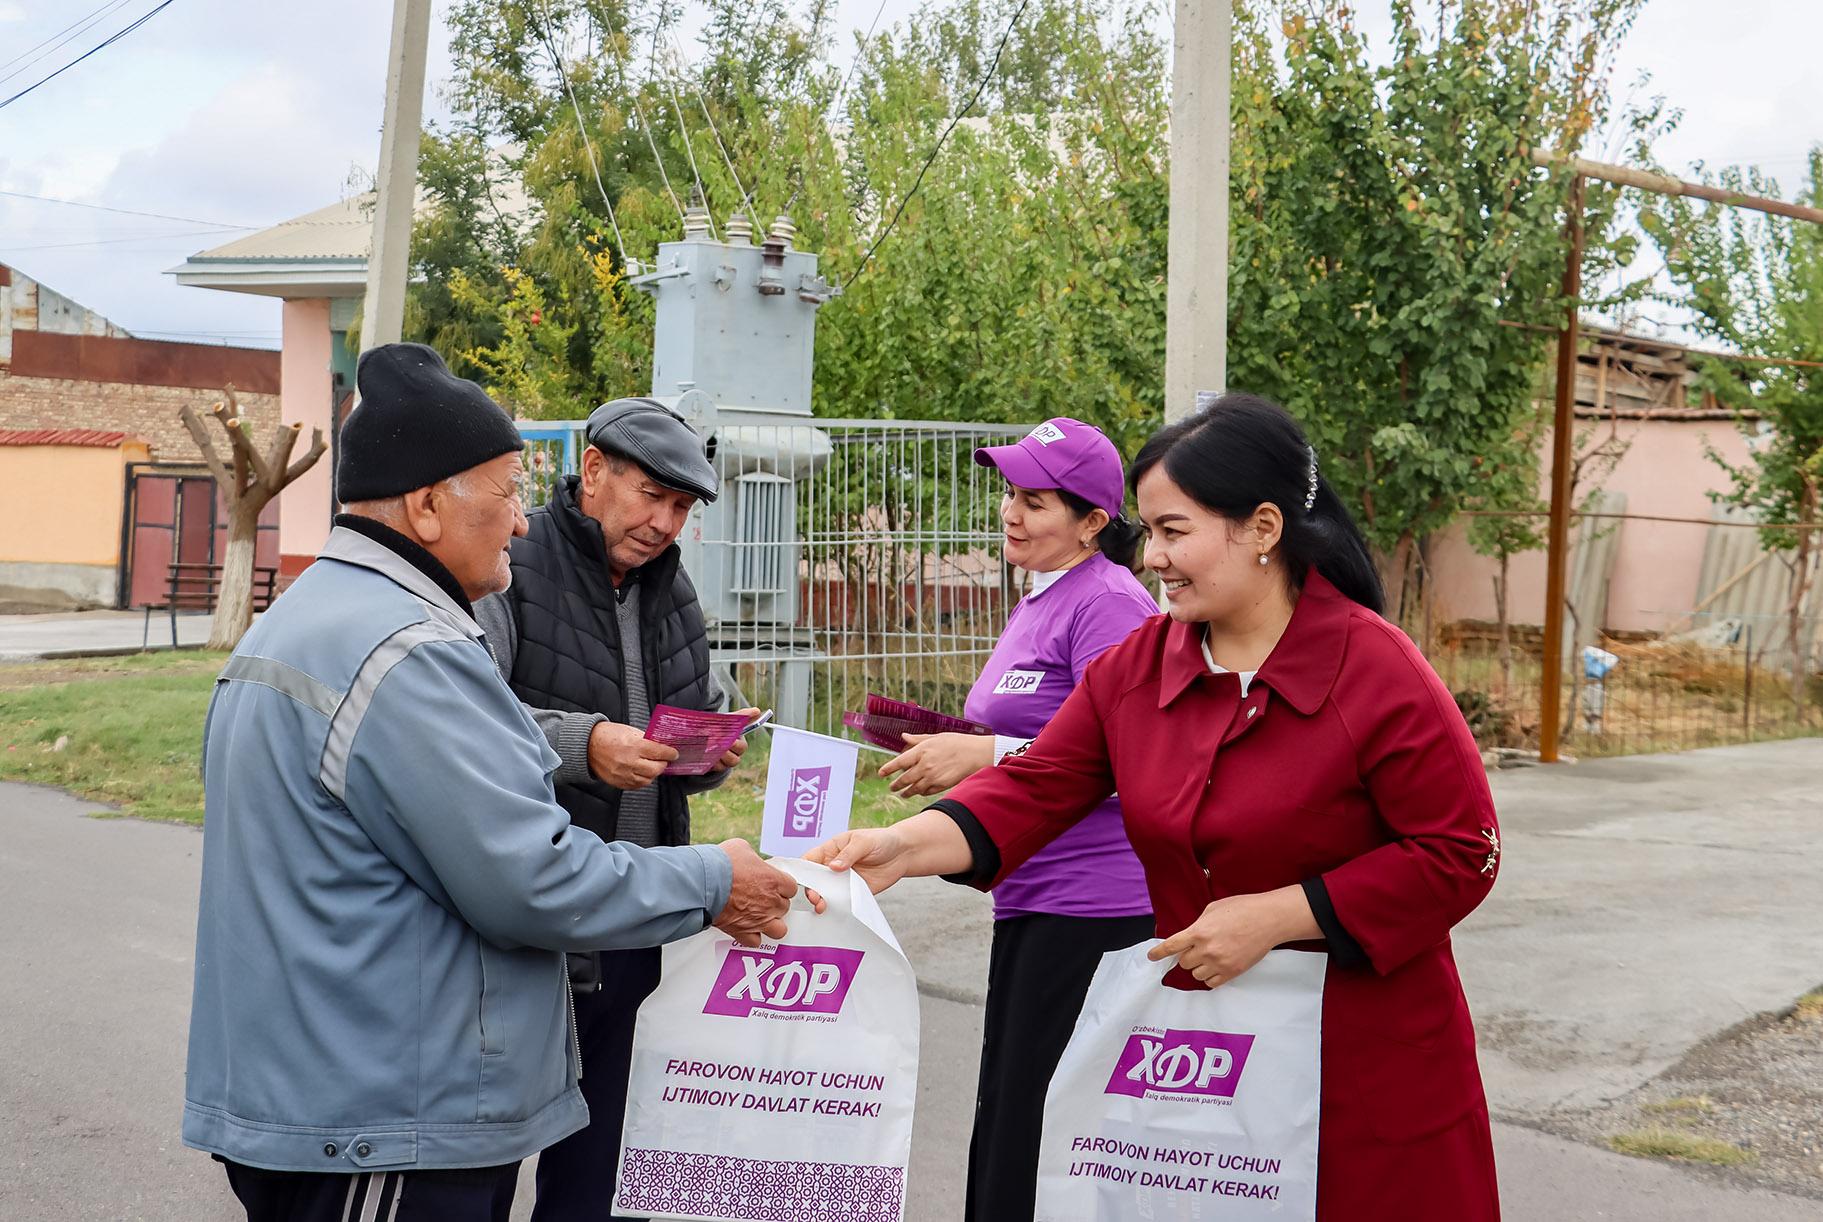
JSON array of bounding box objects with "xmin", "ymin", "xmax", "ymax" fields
[{"xmin": 809, "ymin": 394, "xmax": 1502, "ymax": 1220}]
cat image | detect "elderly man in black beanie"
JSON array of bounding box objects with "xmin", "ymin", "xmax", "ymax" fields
[
  {"xmin": 472, "ymin": 396, "xmax": 750, "ymax": 1222},
  {"xmin": 183, "ymin": 344, "xmax": 807, "ymax": 1222}
]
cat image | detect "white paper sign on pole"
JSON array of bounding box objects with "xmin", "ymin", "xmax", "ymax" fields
[{"xmin": 759, "ymin": 725, "xmax": 860, "ymax": 858}]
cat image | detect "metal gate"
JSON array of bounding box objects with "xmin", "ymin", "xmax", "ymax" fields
[{"xmin": 119, "ymin": 465, "xmax": 279, "ymax": 608}]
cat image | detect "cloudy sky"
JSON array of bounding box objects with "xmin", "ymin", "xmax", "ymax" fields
[{"xmin": 0, "ymin": 0, "xmax": 1817, "ymax": 350}]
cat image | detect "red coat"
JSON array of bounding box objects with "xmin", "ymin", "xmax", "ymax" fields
[{"xmin": 946, "ymin": 572, "xmax": 1501, "ymax": 1220}]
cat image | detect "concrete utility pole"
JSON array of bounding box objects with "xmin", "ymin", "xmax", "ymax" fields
[
  {"xmin": 360, "ymin": 0, "xmax": 433, "ymax": 353},
  {"xmin": 1162, "ymin": 0, "xmax": 1231, "ymax": 423}
]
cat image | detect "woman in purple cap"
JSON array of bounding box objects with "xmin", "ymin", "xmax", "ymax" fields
[{"xmin": 879, "ymin": 416, "xmax": 1157, "ymax": 1221}]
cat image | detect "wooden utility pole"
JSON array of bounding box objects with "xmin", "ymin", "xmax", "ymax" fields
[
  {"xmin": 1530, "ymin": 148, "xmax": 1823, "ymax": 762},
  {"xmin": 1163, "ymin": 0, "xmax": 1231, "ymax": 422},
  {"xmin": 360, "ymin": 0, "xmax": 433, "ymax": 352},
  {"xmin": 178, "ymin": 389, "xmax": 327, "ymax": 650},
  {"xmin": 1537, "ymin": 174, "xmax": 1584, "ymax": 762}
]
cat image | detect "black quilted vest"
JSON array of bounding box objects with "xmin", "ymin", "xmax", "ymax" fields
[{"xmin": 501, "ymin": 475, "xmax": 714, "ymax": 847}]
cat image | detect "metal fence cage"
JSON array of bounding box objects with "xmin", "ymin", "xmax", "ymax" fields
[{"xmin": 517, "ymin": 417, "xmax": 1027, "ymax": 735}]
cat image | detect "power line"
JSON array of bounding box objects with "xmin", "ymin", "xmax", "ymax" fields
[
  {"xmin": 654, "ymin": 36, "xmax": 716, "ymax": 236},
  {"xmin": 0, "ymin": 189, "xmax": 254, "ymax": 230},
  {"xmin": 829, "ymin": 0, "xmax": 890, "ymax": 118},
  {"xmin": 695, "ymin": 90, "xmax": 757, "ymax": 219},
  {"xmin": 664, "ymin": 31, "xmax": 759, "ymax": 223},
  {"xmin": 583, "ymin": 2, "xmax": 686, "ymax": 226},
  {"xmin": 0, "ymin": 226, "xmax": 244, "ymax": 252},
  {"xmin": 531, "ymin": 0, "xmax": 631, "ymax": 266},
  {"xmin": 0, "ymin": 0, "xmax": 134, "ymax": 87},
  {"xmin": 842, "ymin": 0, "xmax": 1031, "ymax": 290},
  {"xmin": 0, "ymin": 0, "xmax": 179, "ymax": 113}
]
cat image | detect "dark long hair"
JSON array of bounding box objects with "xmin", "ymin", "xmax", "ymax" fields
[
  {"xmin": 1057, "ymin": 488, "xmax": 1144, "ymax": 570},
  {"xmin": 1127, "ymin": 394, "xmax": 1385, "ymax": 614}
]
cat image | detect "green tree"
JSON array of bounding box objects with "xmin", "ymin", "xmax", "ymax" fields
[
  {"xmin": 409, "ymin": 0, "xmax": 1652, "ymax": 619},
  {"xmin": 1646, "ymin": 154, "xmax": 1823, "ymax": 708},
  {"xmin": 1226, "ymin": 0, "xmax": 1646, "ymax": 615}
]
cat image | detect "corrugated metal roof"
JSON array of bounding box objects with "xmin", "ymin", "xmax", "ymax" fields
[
  {"xmin": 186, "ymin": 196, "xmax": 376, "ymax": 263},
  {"xmin": 0, "ymin": 428, "xmax": 134, "ymax": 448},
  {"xmin": 184, "ymin": 169, "xmax": 534, "ymax": 265}
]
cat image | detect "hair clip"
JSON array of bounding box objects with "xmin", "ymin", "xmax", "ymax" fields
[{"xmin": 1304, "ymin": 446, "xmax": 1319, "ymax": 513}]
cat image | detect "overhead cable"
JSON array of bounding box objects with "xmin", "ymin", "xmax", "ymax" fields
[
  {"xmin": 653, "ymin": 33, "xmax": 716, "ymax": 236},
  {"xmin": 828, "ymin": 0, "xmax": 890, "ymax": 118},
  {"xmin": 594, "ymin": 10, "xmax": 686, "ymax": 225},
  {"xmin": 0, "ymin": 189, "xmax": 254, "ymax": 230},
  {"xmin": 842, "ymin": 0, "xmax": 1031, "ymax": 289},
  {"xmin": 1, "ymin": 225, "xmax": 248, "ymax": 252},
  {"xmin": 0, "ymin": 0, "xmax": 179, "ymax": 112},
  {"xmin": 0, "ymin": 0, "xmax": 134, "ymax": 86},
  {"xmin": 531, "ymin": 0, "xmax": 631, "ymax": 265},
  {"xmin": 667, "ymin": 30, "xmax": 760, "ymax": 222}
]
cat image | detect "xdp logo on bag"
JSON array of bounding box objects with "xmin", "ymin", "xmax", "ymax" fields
[
  {"xmin": 703, "ymin": 944, "xmax": 865, "ymax": 1019},
  {"xmin": 1105, "ymin": 1028, "xmax": 1257, "ymax": 1100},
  {"xmin": 785, "ymin": 766, "xmax": 832, "ymax": 839}
]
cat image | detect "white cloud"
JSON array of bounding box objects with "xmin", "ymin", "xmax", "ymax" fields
[{"xmin": 101, "ymin": 64, "xmax": 378, "ymax": 225}]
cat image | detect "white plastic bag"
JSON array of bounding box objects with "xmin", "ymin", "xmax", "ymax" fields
[
  {"xmin": 1035, "ymin": 945, "xmax": 1327, "ymax": 1222},
  {"xmin": 613, "ymin": 859, "xmax": 920, "ymax": 1221}
]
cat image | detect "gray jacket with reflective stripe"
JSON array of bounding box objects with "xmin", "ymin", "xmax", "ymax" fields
[{"xmin": 182, "ymin": 526, "xmax": 734, "ymax": 1173}]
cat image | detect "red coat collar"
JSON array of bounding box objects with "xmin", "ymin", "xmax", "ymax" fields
[{"xmin": 1157, "ymin": 570, "xmax": 1354, "ymax": 714}]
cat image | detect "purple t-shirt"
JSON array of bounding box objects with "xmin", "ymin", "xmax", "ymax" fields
[{"xmin": 964, "ymin": 552, "xmax": 1156, "ymax": 920}]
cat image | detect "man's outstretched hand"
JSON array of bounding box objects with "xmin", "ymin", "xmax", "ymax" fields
[{"xmin": 713, "ymin": 838, "xmax": 825, "ymax": 946}]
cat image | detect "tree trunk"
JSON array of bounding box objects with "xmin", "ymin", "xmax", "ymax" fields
[
  {"xmin": 1495, "ymin": 551, "xmax": 1513, "ymax": 696},
  {"xmin": 208, "ymin": 497, "xmax": 267, "ymax": 651},
  {"xmin": 1372, "ymin": 533, "xmax": 1415, "ymax": 626},
  {"xmin": 176, "ymin": 387, "xmax": 324, "ymax": 654}
]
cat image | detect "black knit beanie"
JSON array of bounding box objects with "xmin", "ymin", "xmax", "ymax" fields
[{"xmin": 335, "ymin": 342, "xmax": 524, "ymax": 503}]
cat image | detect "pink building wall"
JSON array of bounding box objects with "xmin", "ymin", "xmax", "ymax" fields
[
  {"xmin": 1429, "ymin": 417, "xmax": 1757, "ymax": 634},
  {"xmin": 277, "ymin": 298, "xmax": 334, "ymax": 572}
]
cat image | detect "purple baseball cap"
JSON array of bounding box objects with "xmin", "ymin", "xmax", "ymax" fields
[{"xmin": 974, "ymin": 417, "xmax": 1126, "ymax": 516}]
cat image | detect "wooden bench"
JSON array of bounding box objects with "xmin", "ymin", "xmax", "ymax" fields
[{"xmin": 142, "ymin": 562, "xmax": 278, "ymax": 648}]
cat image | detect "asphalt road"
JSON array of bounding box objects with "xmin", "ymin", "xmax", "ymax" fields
[{"xmin": 4, "ymin": 742, "xmax": 1822, "ymax": 1220}]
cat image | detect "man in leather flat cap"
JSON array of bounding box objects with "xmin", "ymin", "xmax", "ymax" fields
[{"xmin": 473, "ymin": 397, "xmax": 747, "ymax": 1222}]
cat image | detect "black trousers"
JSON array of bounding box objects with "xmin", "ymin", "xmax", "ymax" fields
[
  {"xmin": 531, "ymin": 946, "xmax": 664, "ymax": 1222},
  {"xmin": 220, "ymin": 1157, "xmax": 519, "ymax": 1222},
  {"xmin": 966, "ymin": 911, "xmax": 1155, "ymax": 1222}
]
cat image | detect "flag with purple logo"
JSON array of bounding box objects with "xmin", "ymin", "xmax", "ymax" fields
[{"xmin": 760, "ymin": 725, "xmax": 860, "ymax": 858}]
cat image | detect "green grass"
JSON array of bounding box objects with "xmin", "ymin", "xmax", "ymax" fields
[
  {"xmin": 0, "ymin": 651, "xmax": 228, "ymax": 823},
  {"xmin": 0, "ymin": 651, "xmax": 924, "ymax": 839},
  {"xmin": 1608, "ymin": 1128, "xmax": 1756, "ymax": 1166}
]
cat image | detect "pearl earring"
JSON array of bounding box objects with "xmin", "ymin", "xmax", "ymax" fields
[{"xmin": 1258, "ymin": 552, "xmax": 1270, "ymax": 566}]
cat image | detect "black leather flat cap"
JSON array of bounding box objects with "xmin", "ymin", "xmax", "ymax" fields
[{"xmin": 585, "ymin": 397, "xmax": 720, "ymax": 503}]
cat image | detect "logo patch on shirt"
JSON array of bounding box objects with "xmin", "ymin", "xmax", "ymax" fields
[
  {"xmin": 1029, "ymin": 422, "xmax": 1067, "ymax": 445},
  {"xmin": 993, "ymin": 669, "xmax": 1046, "ymax": 694}
]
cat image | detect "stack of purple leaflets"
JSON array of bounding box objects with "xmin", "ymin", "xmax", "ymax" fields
[
  {"xmin": 645, "ymin": 705, "xmax": 772, "ymax": 776},
  {"xmin": 841, "ymin": 692, "xmax": 992, "ymax": 752}
]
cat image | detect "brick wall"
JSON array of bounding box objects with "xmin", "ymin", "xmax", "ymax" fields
[{"xmin": 0, "ymin": 372, "xmax": 283, "ymax": 463}]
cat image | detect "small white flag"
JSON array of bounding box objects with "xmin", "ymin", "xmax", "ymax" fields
[{"xmin": 760, "ymin": 725, "xmax": 860, "ymax": 858}]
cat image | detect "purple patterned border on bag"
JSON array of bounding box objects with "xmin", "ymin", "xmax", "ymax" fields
[{"xmin": 617, "ymin": 1149, "xmax": 905, "ymax": 1221}]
